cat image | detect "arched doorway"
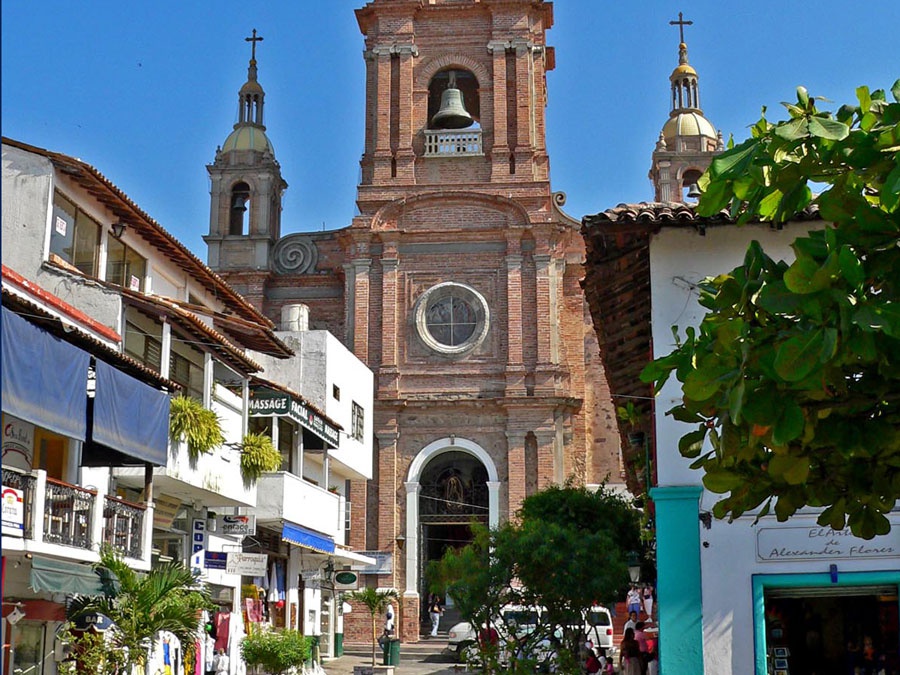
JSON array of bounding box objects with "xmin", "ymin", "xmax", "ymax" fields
[
  {"xmin": 403, "ymin": 438, "xmax": 500, "ymax": 631},
  {"xmin": 419, "ymin": 450, "xmax": 488, "ymax": 596}
]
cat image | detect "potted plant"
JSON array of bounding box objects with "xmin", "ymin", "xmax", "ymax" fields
[
  {"xmin": 345, "ymin": 587, "xmax": 399, "ymax": 669},
  {"xmin": 240, "ymin": 628, "xmax": 311, "ymax": 675},
  {"xmin": 238, "ymin": 432, "xmax": 282, "ymax": 484},
  {"xmin": 169, "ymin": 395, "xmax": 225, "ymax": 461},
  {"xmin": 616, "ymin": 401, "xmax": 645, "ymax": 447}
]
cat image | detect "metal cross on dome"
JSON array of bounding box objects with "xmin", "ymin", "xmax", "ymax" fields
[
  {"xmin": 669, "ymin": 12, "xmax": 693, "ymax": 44},
  {"xmin": 245, "ymin": 29, "xmax": 263, "ymax": 61}
]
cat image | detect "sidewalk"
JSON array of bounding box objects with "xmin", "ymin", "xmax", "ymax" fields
[{"xmin": 322, "ymin": 639, "xmax": 462, "ymax": 675}]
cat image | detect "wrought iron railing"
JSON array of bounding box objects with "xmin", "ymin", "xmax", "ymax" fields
[
  {"xmin": 423, "ymin": 129, "xmax": 483, "ymax": 157},
  {"xmin": 43, "ymin": 478, "xmax": 95, "ymax": 549},
  {"xmin": 102, "ymin": 495, "xmax": 146, "ymax": 559},
  {"xmin": 2, "ymin": 467, "xmax": 37, "ymax": 539}
]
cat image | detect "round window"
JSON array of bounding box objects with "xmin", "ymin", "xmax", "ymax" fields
[{"xmin": 415, "ymin": 282, "xmax": 490, "ymax": 355}]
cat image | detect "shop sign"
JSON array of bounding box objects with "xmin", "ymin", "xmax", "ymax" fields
[
  {"xmin": 757, "ymin": 525, "xmax": 899, "ymax": 562},
  {"xmin": 205, "ymin": 551, "xmax": 228, "ymax": 570},
  {"xmin": 218, "ymin": 514, "xmax": 256, "ymax": 536},
  {"xmin": 301, "ymin": 569, "xmax": 321, "ymax": 582},
  {"xmin": 350, "ymin": 551, "xmax": 392, "ymax": 575},
  {"xmin": 1, "ymin": 485, "xmax": 24, "ymax": 536},
  {"xmin": 249, "ymin": 386, "xmax": 340, "ymax": 447},
  {"xmin": 226, "ymin": 552, "xmax": 268, "ymax": 576},
  {"xmin": 2, "ymin": 415, "xmax": 34, "ymax": 472},
  {"xmin": 72, "ymin": 612, "xmax": 113, "ymax": 632},
  {"xmin": 333, "ymin": 570, "xmax": 359, "ymax": 590}
]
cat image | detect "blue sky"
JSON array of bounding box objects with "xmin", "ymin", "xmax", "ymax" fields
[{"xmin": 3, "ymin": 2, "xmax": 898, "ymax": 257}]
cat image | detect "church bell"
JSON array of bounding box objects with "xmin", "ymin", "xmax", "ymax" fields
[{"xmin": 431, "ymin": 71, "xmax": 473, "ymax": 130}]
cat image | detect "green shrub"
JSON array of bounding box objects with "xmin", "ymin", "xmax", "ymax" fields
[
  {"xmin": 241, "ymin": 629, "xmax": 311, "ymax": 674},
  {"xmin": 169, "ymin": 396, "xmax": 224, "ymax": 460},
  {"xmin": 239, "ymin": 432, "xmax": 282, "ymax": 483}
]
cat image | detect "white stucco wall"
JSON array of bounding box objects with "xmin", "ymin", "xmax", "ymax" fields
[
  {"xmin": 646, "ymin": 220, "xmax": 900, "ymax": 672},
  {"xmin": 650, "ymin": 222, "xmax": 810, "ymax": 486},
  {"xmin": 251, "ymin": 329, "xmax": 374, "ymax": 481}
]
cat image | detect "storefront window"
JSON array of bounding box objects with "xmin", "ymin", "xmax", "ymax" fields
[{"xmin": 11, "ymin": 622, "xmax": 46, "ymax": 675}]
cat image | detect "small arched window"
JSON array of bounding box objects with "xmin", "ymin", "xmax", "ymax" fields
[{"xmin": 229, "ymin": 182, "xmax": 251, "ymax": 235}]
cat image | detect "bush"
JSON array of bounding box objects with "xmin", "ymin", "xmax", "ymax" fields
[
  {"xmin": 241, "ymin": 629, "xmax": 312, "ymax": 674},
  {"xmin": 239, "ymin": 432, "xmax": 283, "ymax": 483}
]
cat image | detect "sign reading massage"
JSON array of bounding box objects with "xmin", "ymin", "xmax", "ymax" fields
[
  {"xmin": 249, "ymin": 387, "xmax": 340, "ymax": 447},
  {"xmin": 757, "ymin": 525, "xmax": 899, "ymax": 562}
]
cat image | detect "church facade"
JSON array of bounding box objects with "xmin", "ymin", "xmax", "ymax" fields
[{"xmin": 204, "ymin": 0, "xmax": 621, "ymax": 637}]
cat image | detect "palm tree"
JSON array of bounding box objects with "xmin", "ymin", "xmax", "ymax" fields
[
  {"xmin": 345, "ymin": 586, "xmax": 400, "ymax": 666},
  {"xmin": 67, "ymin": 546, "xmax": 211, "ymax": 675}
]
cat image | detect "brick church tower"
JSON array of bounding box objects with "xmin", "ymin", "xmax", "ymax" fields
[{"xmin": 207, "ymin": 1, "xmax": 620, "ymax": 638}]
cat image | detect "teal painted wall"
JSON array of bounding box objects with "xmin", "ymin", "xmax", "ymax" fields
[{"xmin": 651, "ymin": 486, "xmax": 704, "ymax": 674}]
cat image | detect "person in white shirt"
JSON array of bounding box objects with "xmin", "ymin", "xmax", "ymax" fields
[{"xmin": 623, "ymin": 610, "xmax": 638, "ymax": 633}]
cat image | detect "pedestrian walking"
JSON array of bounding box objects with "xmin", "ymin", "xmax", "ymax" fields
[
  {"xmin": 619, "ymin": 628, "xmax": 642, "ymax": 675},
  {"xmin": 428, "ymin": 593, "xmax": 444, "ymax": 637},
  {"xmin": 642, "ymin": 585, "xmax": 654, "ymax": 620},
  {"xmin": 626, "ymin": 585, "xmax": 641, "ymax": 617}
]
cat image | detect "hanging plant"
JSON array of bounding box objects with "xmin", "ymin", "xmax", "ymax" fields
[
  {"xmin": 169, "ymin": 395, "xmax": 225, "ymax": 461},
  {"xmin": 238, "ymin": 432, "xmax": 282, "ymax": 483}
]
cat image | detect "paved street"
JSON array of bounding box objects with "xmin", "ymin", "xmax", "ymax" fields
[{"xmin": 323, "ymin": 640, "xmax": 463, "ymax": 675}]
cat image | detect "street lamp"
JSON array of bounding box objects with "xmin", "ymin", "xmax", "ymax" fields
[{"xmin": 627, "ymin": 552, "xmax": 641, "ymax": 583}]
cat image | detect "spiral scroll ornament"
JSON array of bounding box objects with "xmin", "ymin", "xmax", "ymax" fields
[{"xmin": 274, "ymin": 235, "xmax": 318, "ymax": 274}]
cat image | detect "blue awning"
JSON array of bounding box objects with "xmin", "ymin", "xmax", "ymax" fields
[
  {"xmin": 1, "ymin": 308, "xmax": 90, "ymax": 440},
  {"xmin": 93, "ymin": 360, "xmax": 169, "ymax": 466},
  {"xmin": 282, "ymin": 522, "xmax": 335, "ymax": 555}
]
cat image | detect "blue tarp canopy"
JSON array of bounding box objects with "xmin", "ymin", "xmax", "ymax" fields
[
  {"xmin": 1, "ymin": 308, "xmax": 90, "ymax": 440},
  {"xmin": 2, "ymin": 308, "xmax": 169, "ymax": 466},
  {"xmin": 282, "ymin": 522, "xmax": 335, "ymax": 554},
  {"xmin": 93, "ymin": 360, "xmax": 169, "ymax": 466}
]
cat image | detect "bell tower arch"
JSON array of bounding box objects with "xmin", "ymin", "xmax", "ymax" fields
[
  {"xmin": 205, "ymin": 29, "xmax": 287, "ymax": 275},
  {"xmin": 649, "ymin": 13, "xmax": 723, "ymax": 204}
]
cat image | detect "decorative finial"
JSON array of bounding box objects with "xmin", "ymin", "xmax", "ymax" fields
[
  {"xmin": 245, "ymin": 28, "xmax": 264, "ymax": 63},
  {"xmin": 669, "ymin": 12, "xmax": 693, "ymax": 45}
]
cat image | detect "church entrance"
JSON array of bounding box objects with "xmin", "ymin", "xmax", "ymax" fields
[{"xmin": 418, "ymin": 450, "xmax": 489, "ymax": 632}]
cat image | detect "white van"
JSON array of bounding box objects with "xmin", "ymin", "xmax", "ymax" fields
[{"xmin": 582, "ymin": 605, "xmax": 614, "ymax": 652}]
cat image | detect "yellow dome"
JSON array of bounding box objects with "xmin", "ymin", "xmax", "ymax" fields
[
  {"xmin": 671, "ymin": 63, "xmax": 697, "ymax": 77},
  {"xmin": 662, "ymin": 111, "xmax": 717, "ymax": 144},
  {"xmin": 222, "ymin": 126, "xmax": 273, "ymax": 154}
]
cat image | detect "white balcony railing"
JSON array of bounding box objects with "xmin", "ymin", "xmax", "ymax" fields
[
  {"xmin": 2, "ymin": 466, "xmax": 149, "ymax": 563},
  {"xmin": 423, "ymin": 129, "xmax": 483, "ymax": 157},
  {"xmin": 257, "ymin": 472, "xmax": 343, "ymax": 541}
]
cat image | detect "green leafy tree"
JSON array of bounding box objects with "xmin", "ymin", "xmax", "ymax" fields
[
  {"xmin": 344, "ymin": 586, "xmax": 399, "ymax": 667},
  {"xmin": 433, "ymin": 484, "xmax": 643, "ymax": 673},
  {"xmin": 66, "ymin": 547, "xmax": 211, "ymax": 675},
  {"xmin": 642, "ymin": 82, "xmax": 900, "ymax": 539}
]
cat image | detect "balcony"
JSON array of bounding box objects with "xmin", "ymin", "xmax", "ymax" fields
[
  {"xmin": 256, "ymin": 471, "xmax": 344, "ymax": 541},
  {"xmin": 2, "ymin": 466, "xmax": 149, "ymax": 565},
  {"xmin": 113, "ymin": 384, "xmax": 255, "ymax": 508},
  {"xmin": 423, "ymin": 129, "xmax": 483, "ymax": 157}
]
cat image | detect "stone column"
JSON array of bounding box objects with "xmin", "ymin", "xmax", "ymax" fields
[
  {"xmin": 533, "ymin": 429, "xmax": 557, "ymax": 490},
  {"xmin": 488, "ymin": 40, "xmax": 510, "ymax": 179},
  {"xmin": 372, "ymin": 46, "xmax": 394, "ymax": 182},
  {"xmin": 506, "ymin": 430, "xmax": 527, "ymax": 519},
  {"xmin": 486, "ymin": 481, "xmax": 501, "ymax": 529},
  {"xmin": 402, "ymin": 480, "xmax": 421, "ymax": 643},
  {"xmin": 505, "ymin": 234, "xmax": 526, "ymax": 395},
  {"xmin": 394, "ymin": 44, "xmax": 418, "ymax": 180},
  {"xmin": 376, "ymin": 431, "xmax": 400, "ymax": 586},
  {"xmin": 380, "ymin": 239, "xmax": 400, "ymax": 396},
  {"xmin": 512, "ymin": 38, "xmax": 535, "ymax": 177},
  {"xmin": 348, "ymin": 240, "xmax": 372, "ymax": 361}
]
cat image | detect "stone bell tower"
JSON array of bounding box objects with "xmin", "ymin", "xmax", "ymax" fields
[
  {"xmin": 204, "ymin": 30, "xmax": 287, "ymax": 300},
  {"xmin": 649, "ymin": 13, "xmax": 723, "ymax": 203}
]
